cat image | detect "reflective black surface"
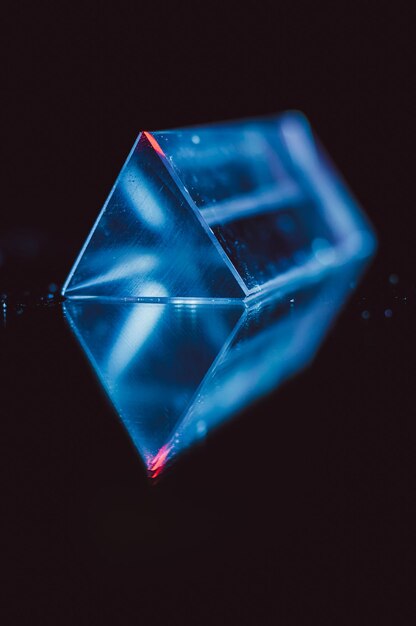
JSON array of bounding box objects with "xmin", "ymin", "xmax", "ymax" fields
[
  {"xmin": 1, "ymin": 4, "xmax": 412, "ymax": 625},
  {"xmin": 62, "ymin": 261, "xmax": 371, "ymax": 475}
]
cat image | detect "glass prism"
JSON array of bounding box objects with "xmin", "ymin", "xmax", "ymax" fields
[{"xmin": 62, "ymin": 112, "xmax": 375, "ymax": 303}]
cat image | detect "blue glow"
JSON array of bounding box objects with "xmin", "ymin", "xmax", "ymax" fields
[
  {"xmin": 62, "ymin": 112, "xmax": 376, "ymax": 475},
  {"xmin": 62, "ymin": 112, "xmax": 376, "ymax": 303},
  {"xmin": 64, "ymin": 260, "xmax": 369, "ymax": 475}
]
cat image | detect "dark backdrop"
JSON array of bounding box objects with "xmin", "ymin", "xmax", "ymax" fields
[{"xmin": 1, "ymin": 3, "xmax": 413, "ymax": 625}]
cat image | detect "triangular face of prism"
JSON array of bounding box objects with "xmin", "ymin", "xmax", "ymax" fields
[{"xmin": 63, "ymin": 133, "xmax": 246, "ymax": 302}]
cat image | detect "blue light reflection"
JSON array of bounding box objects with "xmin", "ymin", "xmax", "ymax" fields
[{"xmin": 64, "ymin": 260, "xmax": 366, "ymax": 476}]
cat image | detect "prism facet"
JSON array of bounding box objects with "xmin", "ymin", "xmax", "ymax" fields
[{"xmin": 62, "ymin": 113, "xmax": 375, "ymax": 303}]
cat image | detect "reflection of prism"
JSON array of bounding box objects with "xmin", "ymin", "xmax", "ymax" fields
[
  {"xmin": 64, "ymin": 259, "xmax": 368, "ymax": 476},
  {"xmin": 62, "ymin": 113, "xmax": 375, "ymax": 304},
  {"xmin": 62, "ymin": 112, "xmax": 376, "ymax": 476}
]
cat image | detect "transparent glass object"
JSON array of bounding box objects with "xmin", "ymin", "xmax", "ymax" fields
[{"xmin": 62, "ymin": 112, "xmax": 375, "ymax": 303}]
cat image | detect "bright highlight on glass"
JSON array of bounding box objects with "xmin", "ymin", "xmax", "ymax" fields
[{"xmin": 62, "ymin": 112, "xmax": 376, "ymax": 476}]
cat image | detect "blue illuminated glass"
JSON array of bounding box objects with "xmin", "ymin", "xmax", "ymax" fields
[
  {"xmin": 62, "ymin": 112, "xmax": 375, "ymax": 303},
  {"xmin": 62, "ymin": 112, "xmax": 376, "ymax": 476}
]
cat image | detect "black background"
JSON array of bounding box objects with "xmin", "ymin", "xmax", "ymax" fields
[{"xmin": 1, "ymin": 3, "xmax": 413, "ymax": 625}]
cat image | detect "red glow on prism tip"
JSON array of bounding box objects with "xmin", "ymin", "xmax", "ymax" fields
[
  {"xmin": 148, "ymin": 443, "xmax": 173, "ymax": 479},
  {"xmin": 143, "ymin": 132, "xmax": 165, "ymax": 157}
]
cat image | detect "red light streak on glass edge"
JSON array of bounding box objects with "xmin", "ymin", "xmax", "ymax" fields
[{"xmin": 143, "ymin": 132, "xmax": 165, "ymax": 157}]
